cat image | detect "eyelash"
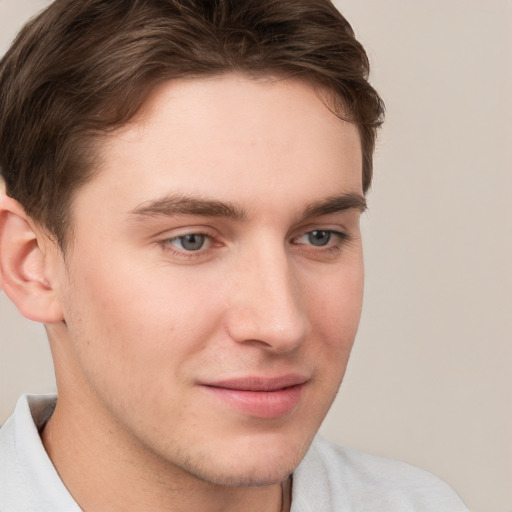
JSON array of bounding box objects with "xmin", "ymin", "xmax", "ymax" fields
[
  {"xmin": 292, "ymin": 230, "xmax": 350, "ymax": 254},
  {"xmin": 161, "ymin": 232, "xmax": 214, "ymax": 259},
  {"xmin": 159, "ymin": 229, "xmax": 350, "ymax": 260}
]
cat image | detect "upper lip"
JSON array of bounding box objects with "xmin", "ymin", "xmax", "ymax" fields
[{"xmin": 201, "ymin": 374, "xmax": 309, "ymax": 392}]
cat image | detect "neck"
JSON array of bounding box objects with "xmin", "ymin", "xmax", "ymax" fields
[{"xmin": 41, "ymin": 393, "xmax": 290, "ymax": 512}]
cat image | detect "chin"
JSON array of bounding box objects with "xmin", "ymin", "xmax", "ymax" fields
[
  {"xmin": 179, "ymin": 433, "xmax": 311, "ymax": 488},
  {"xmin": 192, "ymin": 461, "xmax": 294, "ymax": 488}
]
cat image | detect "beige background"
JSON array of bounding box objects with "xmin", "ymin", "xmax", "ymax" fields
[{"xmin": 1, "ymin": 1, "xmax": 511, "ymax": 511}]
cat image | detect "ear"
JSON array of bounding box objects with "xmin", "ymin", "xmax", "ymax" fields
[{"xmin": 0, "ymin": 194, "xmax": 64, "ymax": 323}]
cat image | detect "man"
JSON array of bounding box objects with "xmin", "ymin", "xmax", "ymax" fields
[{"xmin": 0, "ymin": 1, "xmax": 468, "ymax": 510}]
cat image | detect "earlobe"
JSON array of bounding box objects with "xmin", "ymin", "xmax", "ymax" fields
[{"xmin": 0, "ymin": 194, "xmax": 64, "ymax": 323}]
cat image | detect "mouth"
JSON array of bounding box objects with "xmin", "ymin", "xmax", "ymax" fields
[{"xmin": 200, "ymin": 375, "xmax": 308, "ymax": 419}]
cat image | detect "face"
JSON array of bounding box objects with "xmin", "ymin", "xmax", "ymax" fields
[{"xmin": 51, "ymin": 74, "xmax": 364, "ymax": 487}]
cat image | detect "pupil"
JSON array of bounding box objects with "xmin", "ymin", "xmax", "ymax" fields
[
  {"xmin": 308, "ymin": 230, "xmax": 331, "ymax": 246},
  {"xmin": 180, "ymin": 234, "xmax": 205, "ymax": 251}
]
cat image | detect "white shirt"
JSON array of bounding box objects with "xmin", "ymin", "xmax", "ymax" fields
[{"xmin": 0, "ymin": 395, "xmax": 469, "ymax": 511}]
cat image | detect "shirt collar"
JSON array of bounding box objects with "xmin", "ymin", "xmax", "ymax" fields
[{"xmin": 13, "ymin": 394, "xmax": 82, "ymax": 511}]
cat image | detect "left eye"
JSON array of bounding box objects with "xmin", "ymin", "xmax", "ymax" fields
[
  {"xmin": 169, "ymin": 233, "xmax": 208, "ymax": 251},
  {"xmin": 305, "ymin": 230, "xmax": 332, "ymax": 246},
  {"xmin": 296, "ymin": 230, "xmax": 339, "ymax": 247}
]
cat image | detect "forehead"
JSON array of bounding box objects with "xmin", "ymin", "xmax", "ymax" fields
[{"xmin": 75, "ymin": 74, "xmax": 362, "ymax": 219}]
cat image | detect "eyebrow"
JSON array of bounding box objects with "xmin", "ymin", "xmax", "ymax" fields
[
  {"xmin": 302, "ymin": 193, "xmax": 367, "ymax": 218},
  {"xmin": 128, "ymin": 192, "xmax": 366, "ymax": 222},
  {"xmin": 129, "ymin": 194, "xmax": 247, "ymax": 221}
]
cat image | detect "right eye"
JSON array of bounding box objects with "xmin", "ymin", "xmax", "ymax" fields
[{"xmin": 167, "ymin": 233, "xmax": 209, "ymax": 252}]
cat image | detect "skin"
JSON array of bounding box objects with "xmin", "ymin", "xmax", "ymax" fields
[{"xmin": 1, "ymin": 74, "xmax": 365, "ymax": 511}]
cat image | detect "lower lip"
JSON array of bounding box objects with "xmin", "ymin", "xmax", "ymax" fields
[{"xmin": 202, "ymin": 384, "xmax": 305, "ymax": 419}]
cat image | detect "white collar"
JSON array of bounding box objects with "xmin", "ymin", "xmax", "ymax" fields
[{"xmin": 1, "ymin": 394, "xmax": 82, "ymax": 511}]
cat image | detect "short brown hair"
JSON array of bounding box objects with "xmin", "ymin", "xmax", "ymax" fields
[{"xmin": 0, "ymin": 0, "xmax": 384, "ymax": 247}]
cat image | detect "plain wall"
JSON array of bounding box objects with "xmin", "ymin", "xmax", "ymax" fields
[{"xmin": 1, "ymin": 2, "xmax": 511, "ymax": 511}]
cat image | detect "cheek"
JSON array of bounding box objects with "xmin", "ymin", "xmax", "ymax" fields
[
  {"xmin": 309, "ymin": 261, "xmax": 364, "ymax": 339},
  {"xmin": 304, "ymin": 260, "xmax": 364, "ymax": 389},
  {"xmin": 63, "ymin": 258, "xmax": 223, "ymax": 376}
]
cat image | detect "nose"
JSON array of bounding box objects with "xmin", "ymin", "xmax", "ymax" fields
[{"xmin": 225, "ymin": 243, "xmax": 311, "ymax": 353}]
